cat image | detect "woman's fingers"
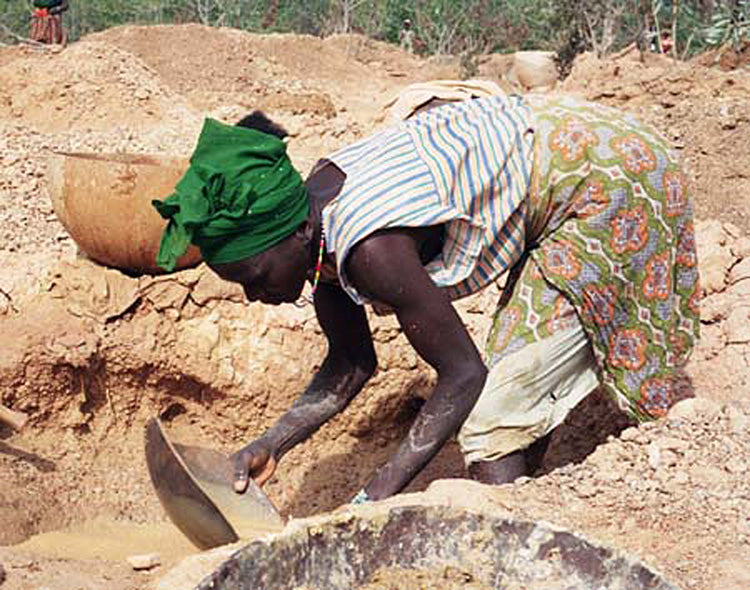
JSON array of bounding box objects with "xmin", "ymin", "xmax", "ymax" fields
[
  {"xmin": 233, "ymin": 450, "xmax": 252, "ymax": 493},
  {"xmin": 232, "ymin": 445, "xmax": 276, "ymax": 492},
  {"xmin": 253, "ymin": 456, "xmax": 277, "ymax": 487}
]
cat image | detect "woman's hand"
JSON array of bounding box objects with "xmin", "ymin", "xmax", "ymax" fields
[{"xmin": 231, "ymin": 439, "xmax": 277, "ymax": 493}]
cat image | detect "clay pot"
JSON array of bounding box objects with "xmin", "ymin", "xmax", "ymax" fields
[
  {"xmin": 47, "ymin": 152, "xmax": 202, "ymax": 274},
  {"xmin": 511, "ymin": 51, "xmax": 558, "ymax": 90}
]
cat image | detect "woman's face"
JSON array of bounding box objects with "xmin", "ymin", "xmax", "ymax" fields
[{"xmin": 209, "ymin": 232, "xmax": 309, "ymax": 305}]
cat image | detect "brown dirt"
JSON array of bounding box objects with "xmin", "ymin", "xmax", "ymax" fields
[
  {"xmin": 0, "ymin": 25, "xmax": 749, "ymax": 590},
  {"xmin": 355, "ymin": 565, "xmax": 491, "ymax": 590}
]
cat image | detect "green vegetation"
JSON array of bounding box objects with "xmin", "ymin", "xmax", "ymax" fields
[
  {"xmin": 704, "ymin": 0, "xmax": 749, "ymax": 50},
  {"xmin": 1, "ymin": 0, "xmax": 747, "ymax": 61}
]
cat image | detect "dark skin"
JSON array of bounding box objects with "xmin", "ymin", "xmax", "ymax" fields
[
  {"xmin": 211, "ymin": 161, "xmax": 548, "ymax": 500},
  {"xmin": 211, "ymin": 107, "xmax": 550, "ymax": 500}
]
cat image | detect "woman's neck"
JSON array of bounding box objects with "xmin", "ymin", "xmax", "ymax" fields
[{"xmin": 306, "ymin": 159, "xmax": 346, "ymax": 268}]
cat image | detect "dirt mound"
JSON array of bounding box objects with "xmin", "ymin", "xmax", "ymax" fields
[
  {"xmin": 0, "ymin": 112, "xmax": 200, "ymax": 315},
  {"xmin": 85, "ymin": 25, "xmax": 436, "ymax": 114},
  {"xmin": 81, "ymin": 25, "xmax": 466, "ymax": 176},
  {"xmin": 83, "ymin": 23, "xmax": 461, "ymax": 155},
  {"xmin": 693, "ymin": 41, "xmax": 750, "ymax": 71},
  {"xmin": 0, "ymin": 41, "xmax": 200, "ymax": 135},
  {"xmin": 509, "ymin": 396, "xmax": 750, "ymax": 590},
  {"xmin": 561, "ymin": 51, "xmax": 750, "ymax": 234}
]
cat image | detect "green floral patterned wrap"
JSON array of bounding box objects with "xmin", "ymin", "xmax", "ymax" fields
[{"xmin": 486, "ymin": 96, "xmax": 700, "ymax": 422}]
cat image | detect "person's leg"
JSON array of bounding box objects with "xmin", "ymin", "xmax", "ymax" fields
[
  {"xmin": 468, "ymin": 448, "xmax": 525, "ymax": 484},
  {"xmin": 458, "ymin": 312, "xmax": 599, "ymax": 484},
  {"xmin": 524, "ymin": 430, "xmax": 552, "ymax": 474},
  {"xmin": 41, "ymin": 16, "xmax": 52, "ymax": 44},
  {"xmin": 30, "ymin": 15, "xmax": 42, "ymax": 42},
  {"xmin": 52, "ymin": 15, "xmax": 62, "ymax": 45},
  {"xmin": 467, "ymin": 432, "xmax": 552, "ymax": 484}
]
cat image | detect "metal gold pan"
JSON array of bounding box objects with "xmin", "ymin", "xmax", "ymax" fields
[{"xmin": 145, "ymin": 418, "xmax": 284, "ymax": 551}]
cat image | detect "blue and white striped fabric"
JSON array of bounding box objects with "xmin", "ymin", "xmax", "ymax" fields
[{"xmin": 322, "ymin": 94, "xmax": 534, "ymax": 304}]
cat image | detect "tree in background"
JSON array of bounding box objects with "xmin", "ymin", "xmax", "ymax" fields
[
  {"xmin": 704, "ymin": 0, "xmax": 749, "ymax": 49},
  {"xmin": 0, "ymin": 0, "xmax": 741, "ymax": 62}
]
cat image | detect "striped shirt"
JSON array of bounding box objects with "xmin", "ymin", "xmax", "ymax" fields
[{"xmin": 322, "ymin": 94, "xmax": 534, "ymax": 304}]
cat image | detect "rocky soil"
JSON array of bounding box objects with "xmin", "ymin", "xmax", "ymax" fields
[{"xmin": 0, "ymin": 24, "xmax": 749, "ymax": 590}]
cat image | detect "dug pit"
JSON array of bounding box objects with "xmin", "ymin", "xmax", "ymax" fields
[
  {"xmin": 1, "ymin": 219, "xmax": 747, "ymax": 588},
  {"xmin": 0, "ymin": 255, "xmax": 639, "ymax": 586}
]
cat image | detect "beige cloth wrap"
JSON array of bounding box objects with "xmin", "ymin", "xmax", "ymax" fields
[{"xmin": 382, "ymin": 79, "xmax": 508, "ymax": 124}]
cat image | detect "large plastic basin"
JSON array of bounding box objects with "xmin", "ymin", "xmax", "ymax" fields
[{"xmin": 197, "ymin": 505, "xmax": 679, "ymax": 590}]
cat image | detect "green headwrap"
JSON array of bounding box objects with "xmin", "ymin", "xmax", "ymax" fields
[{"xmin": 153, "ymin": 118, "xmax": 309, "ymax": 271}]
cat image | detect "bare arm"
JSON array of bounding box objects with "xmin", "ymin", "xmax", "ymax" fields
[
  {"xmin": 346, "ymin": 229, "xmax": 487, "ymax": 500},
  {"xmin": 233, "ymin": 281, "xmax": 377, "ymax": 488},
  {"xmin": 265, "ymin": 282, "xmax": 376, "ymax": 456}
]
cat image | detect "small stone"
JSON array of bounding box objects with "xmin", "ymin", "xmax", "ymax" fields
[
  {"xmin": 0, "ymin": 562, "xmax": 5, "ymax": 584},
  {"xmin": 673, "ymin": 470, "xmax": 690, "ymax": 485},
  {"xmin": 727, "ymin": 406, "xmax": 749, "ymax": 434},
  {"xmin": 726, "ymin": 460, "xmax": 747, "ymax": 474},
  {"xmin": 660, "ymin": 449, "xmax": 679, "ymax": 467},
  {"xmin": 668, "ymin": 397, "xmax": 720, "ymax": 422},
  {"xmin": 658, "ymin": 436, "xmax": 689, "ymax": 452},
  {"xmin": 574, "ymin": 481, "xmax": 597, "ymax": 498},
  {"xmin": 723, "ymin": 222, "xmax": 742, "ymax": 239},
  {"xmin": 725, "ymin": 306, "xmax": 750, "ymax": 344},
  {"xmin": 127, "ymin": 553, "xmax": 161, "ymax": 571},
  {"xmin": 729, "ymin": 258, "xmax": 750, "ymax": 284},
  {"xmin": 732, "ymin": 237, "xmax": 750, "ymax": 259},
  {"xmin": 696, "ymin": 221, "xmax": 734, "ymax": 293},
  {"xmin": 597, "ymin": 468, "xmax": 622, "ymax": 483},
  {"xmin": 647, "ymin": 442, "xmax": 661, "ymax": 469},
  {"xmin": 699, "ymin": 294, "xmax": 730, "ymax": 322},
  {"xmin": 620, "ymin": 426, "xmax": 642, "ymax": 442},
  {"xmin": 8, "ymin": 558, "xmax": 33, "ymax": 569}
]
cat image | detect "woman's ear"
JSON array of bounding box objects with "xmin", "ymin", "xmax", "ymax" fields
[{"xmin": 295, "ymin": 219, "xmax": 314, "ymax": 244}]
